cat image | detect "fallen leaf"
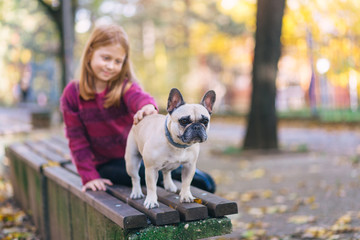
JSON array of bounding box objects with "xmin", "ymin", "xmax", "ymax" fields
[
  {"xmin": 297, "ymin": 181, "xmax": 306, "ymax": 188},
  {"xmin": 241, "ymin": 230, "xmax": 255, "ymax": 239},
  {"xmin": 274, "ymin": 195, "xmax": 286, "ymax": 204},
  {"xmin": 302, "ymin": 226, "xmax": 327, "ymax": 238},
  {"xmin": 335, "ymin": 213, "xmax": 352, "ymax": 225},
  {"xmin": 240, "ymin": 192, "xmax": 258, "ymax": 202},
  {"xmin": 266, "ymin": 206, "xmax": 278, "ymax": 214},
  {"xmin": 265, "ymin": 205, "xmax": 288, "ymax": 214},
  {"xmin": 310, "ymin": 203, "xmax": 319, "ymax": 209},
  {"xmin": 277, "ymin": 205, "xmax": 288, "ymax": 213},
  {"xmin": 304, "ymin": 196, "xmax": 316, "ymax": 205},
  {"xmin": 261, "ymin": 190, "xmax": 273, "ymax": 199},
  {"xmin": 248, "ymin": 208, "xmax": 265, "ymax": 218},
  {"xmin": 249, "ymin": 168, "xmax": 266, "ymax": 179},
  {"xmin": 223, "ymin": 191, "xmax": 240, "ymax": 201},
  {"xmin": 43, "ymin": 161, "xmax": 60, "ymax": 168},
  {"xmin": 330, "ymin": 224, "xmax": 353, "ymax": 233},
  {"xmin": 238, "ymin": 160, "xmax": 250, "ymax": 169},
  {"xmin": 291, "ymin": 198, "xmax": 304, "ymax": 212},
  {"xmin": 288, "ymin": 193, "xmax": 298, "ymax": 200},
  {"xmin": 288, "ymin": 215, "xmax": 316, "ymax": 224},
  {"xmin": 209, "ymin": 170, "xmax": 232, "ymax": 185},
  {"xmin": 337, "ymin": 188, "xmax": 347, "ymax": 198},
  {"xmin": 245, "ymin": 221, "xmax": 269, "ymax": 230},
  {"xmin": 271, "ymin": 175, "xmax": 283, "ymax": 183},
  {"xmin": 242, "ymin": 229, "xmax": 266, "ymax": 239}
]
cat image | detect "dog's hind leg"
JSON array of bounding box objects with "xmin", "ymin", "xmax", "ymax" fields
[
  {"xmin": 162, "ymin": 170, "xmax": 177, "ymax": 193},
  {"xmin": 179, "ymin": 162, "xmax": 196, "ymax": 203},
  {"xmin": 125, "ymin": 131, "xmax": 144, "ymax": 199}
]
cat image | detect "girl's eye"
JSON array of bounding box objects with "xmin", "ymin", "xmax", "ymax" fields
[
  {"xmin": 103, "ymin": 56, "xmax": 110, "ymax": 60},
  {"xmin": 116, "ymin": 60, "xmax": 122, "ymax": 64}
]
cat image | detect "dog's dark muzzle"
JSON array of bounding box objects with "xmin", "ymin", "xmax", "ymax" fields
[{"xmin": 181, "ymin": 123, "xmax": 207, "ymax": 143}]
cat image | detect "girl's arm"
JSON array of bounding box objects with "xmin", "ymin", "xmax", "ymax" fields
[
  {"xmin": 123, "ymin": 82, "xmax": 158, "ymax": 119},
  {"xmin": 60, "ymin": 83, "xmax": 103, "ymax": 185},
  {"xmin": 133, "ymin": 104, "xmax": 157, "ymax": 124}
]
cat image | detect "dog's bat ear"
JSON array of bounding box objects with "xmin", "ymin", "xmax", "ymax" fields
[
  {"xmin": 201, "ymin": 90, "xmax": 216, "ymax": 114},
  {"xmin": 167, "ymin": 88, "xmax": 185, "ymax": 114}
]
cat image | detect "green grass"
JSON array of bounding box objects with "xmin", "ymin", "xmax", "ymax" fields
[
  {"xmin": 296, "ymin": 144, "xmax": 309, "ymax": 153},
  {"xmin": 222, "ymin": 146, "xmax": 243, "ymax": 155},
  {"xmin": 277, "ymin": 108, "xmax": 314, "ymax": 119},
  {"xmin": 278, "ymin": 108, "xmax": 360, "ymax": 123}
]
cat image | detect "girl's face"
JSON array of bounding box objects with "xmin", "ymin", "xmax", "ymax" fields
[{"xmin": 90, "ymin": 44, "xmax": 126, "ymax": 85}]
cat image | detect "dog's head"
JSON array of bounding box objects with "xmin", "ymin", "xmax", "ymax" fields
[{"xmin": 166, "ymin": 88, "xmax": 216, "ymax": 145}]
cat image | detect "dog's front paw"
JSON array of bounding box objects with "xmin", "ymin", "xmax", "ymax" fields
[
  {"xmin": 130, "ymin": 188, "xmax": 144, "ymax": 199},
  {"xmin": 179, "ymin": 191, "xmax": 195, "ymax": 203},
  {"xmin": 144, "ymin": 196, "xmax": 159, "ymax": 209}
]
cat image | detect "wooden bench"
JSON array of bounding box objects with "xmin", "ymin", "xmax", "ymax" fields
[
  {"xmin": 30, "ymin": 108, "xmax": 51, "ymax": 129},
  {"xmin": 5, "ymin": 137, "xmax": 238, "ymax": 240}
]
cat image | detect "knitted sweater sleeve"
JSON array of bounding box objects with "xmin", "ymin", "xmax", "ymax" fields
[
  {"xmin": 60, "ymin": 82, "xmax": 100, "ymax": 185},
  {"xmin": 122, "ymin": 82, "xmax": 158, "ymax": 113}
]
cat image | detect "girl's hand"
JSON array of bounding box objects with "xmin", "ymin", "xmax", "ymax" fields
[
  {"xmin": 133, "ymin": 104, "xmax": 157, "ymax": 125},
  {"xmin": 81, "ymin": 178, "xmax": 113, "ymax": 192}
]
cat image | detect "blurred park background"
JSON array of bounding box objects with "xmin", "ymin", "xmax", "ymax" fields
[
  {"xmin": 2, "ymin": 1, "xmax": 360, "ymax": 239},
  {"xmin": 1, "ymin": 0, "xmax": 360, "ymax": 122}
]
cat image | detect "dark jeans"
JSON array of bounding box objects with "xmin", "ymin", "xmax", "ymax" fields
[{"xmin": 97, "ymin": 158, "xmax": 216, "ymax": 193}]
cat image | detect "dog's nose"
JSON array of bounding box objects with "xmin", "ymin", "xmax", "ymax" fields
[{"xmin": 192, "ymin": 123, "xmax": 202, "ymax": 131}]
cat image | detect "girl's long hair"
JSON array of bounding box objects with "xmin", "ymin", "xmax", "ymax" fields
[{"xmin": 79, "ymin": 24, "xmax": 136, "ymax": 108}]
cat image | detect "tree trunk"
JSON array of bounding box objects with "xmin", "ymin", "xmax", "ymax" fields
[
  {"xmin": 243, "ymin": 0, "xmax": 286, "ymax": 150},
  {"xmin": 61, "ymin": 0, "xmax": 75, "ymax": 89},
  {"xmin": 38, "ymin": 0, "xmax": 75, "ymax": 91}
]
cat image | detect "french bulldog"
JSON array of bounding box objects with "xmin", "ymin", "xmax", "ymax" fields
[{"xmin": 125, "ymin": 88, "xmax": 216, "ymax": 209}]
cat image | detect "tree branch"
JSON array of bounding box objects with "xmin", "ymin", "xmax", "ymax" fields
[{"xmin": 37, "ymin": 0, "xmax": 62, "ymax": 30}]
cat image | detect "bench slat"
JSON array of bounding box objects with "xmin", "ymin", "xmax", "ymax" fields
[
  {"xmin": 143, "ymin": 187, "xmax": 208, "ymax": 221},
  {"xmin": 63, "ymin": 162, "xmax": 78, "ymax": 175},
  {"xmin": 39, "ymin": 139, "xmax": 71, "ymax": 160},
  {"xmin": 64, "ymin": 163, "xmax": 180, "ymax": 226},
  {"xmin": 25, "ymin": 141, "xmax": 67, "ymax": 164},
  {"xmin": 44, "ymin": 166, "xmax": 147, "ymax": 229},
  {"xmin": 174, "ymin": 181, "xmax": 238, "ymax": 217},
  {"xmin": 50, "ymin": 136, "xmax": 68, "ymax": 147},
  {"xmin": 85, "ymin": 190, "xmax": 148, "ymax": 229},
  {"xmin": 107, "ymin": 185, "xmax": 180, "ymax": 226},
  {"xmin": 57, "ymin": 163, "xmax": 236, "ymax": 219},
  {"xmin": 6, "ymin": 143, "xmax": 48, "ymax": 172}
]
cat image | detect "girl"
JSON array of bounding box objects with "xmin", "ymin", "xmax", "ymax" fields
[{"xmin": 60, "ymin": 24, "xmax": 215, "ymax": 193}]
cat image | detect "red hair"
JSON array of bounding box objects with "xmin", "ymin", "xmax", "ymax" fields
[{"xmin": 79, "ymin": 24, "xmax": 136, "ymax": 108}]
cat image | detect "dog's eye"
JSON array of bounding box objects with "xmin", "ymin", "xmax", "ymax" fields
[
  {"xmin": 179, "ymin": 118, "xmax": 191, "ymax": 126},
  {"xmin": 200, "ymin": 118, "xmax": 209, "ymax": 126}
]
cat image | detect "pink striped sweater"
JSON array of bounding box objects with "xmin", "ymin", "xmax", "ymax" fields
[{"xmin": 60, "ymin": 81, "xmax": 157, "ymax": 184}]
